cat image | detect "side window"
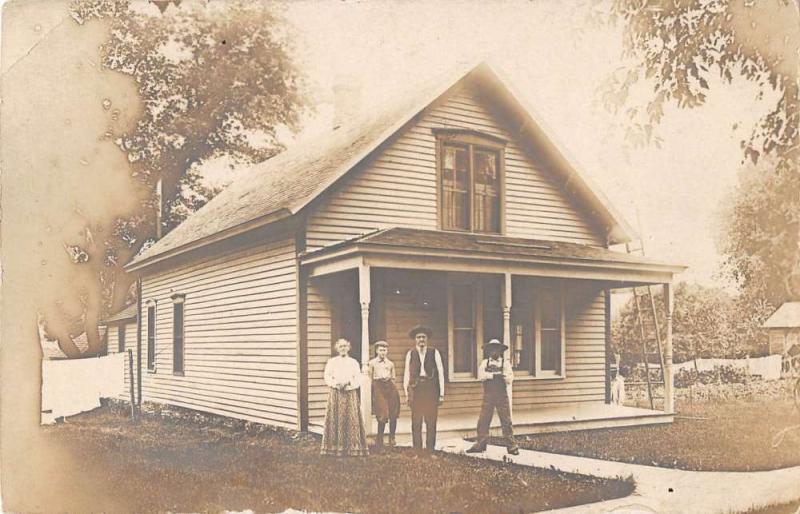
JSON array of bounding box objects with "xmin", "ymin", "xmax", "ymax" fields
[
  {"xmin": 118, "ymin": 325, "xmax": 125, "ymax": 354},
  {"xmin": 172, "ymin": 294, "xmax": 185, "ymax": 374},
  {"xmin": 146, "ymin": 302, "xmax": 156, "ymax": 370}
]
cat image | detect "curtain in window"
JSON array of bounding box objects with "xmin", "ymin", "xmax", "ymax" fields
[
  {"xmin": 452, "ymin": 284, "xmax": 475, "ymax": 373},
  {"xmin": 442, "ymin": 145, "xmax": 469, "ymax": 230},
  {"xmin": 473, "ymin": 149, "xmax": 500, "ymax": 233}
]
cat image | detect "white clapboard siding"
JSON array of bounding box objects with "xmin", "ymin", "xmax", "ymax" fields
[
  {"xmin": 106, "ymin": 321, "xmax": 138, "ymax": 400},
  {"xmin": 306, "ymin": 83, "xmax": 605, "ymax": 251},
  {"xmin": 306, "ymin": 270, "xmax": 607, "ymax": 428},
  {"xmin": 139, "ymin": 238, "xmax": 298, "ymax": 429}
]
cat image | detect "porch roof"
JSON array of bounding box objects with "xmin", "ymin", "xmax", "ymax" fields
[{"xmin": 301, "ymin": 227, "xmax": 686, "ymax": 285}]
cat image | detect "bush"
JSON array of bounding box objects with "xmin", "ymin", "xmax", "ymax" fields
[{"xmin": 674, "ymin": 364, "xmax": 750, "ymax": 388}]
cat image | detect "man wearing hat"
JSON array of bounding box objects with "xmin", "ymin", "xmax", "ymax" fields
[
  {"xmin": 367, "ymin": 340, "xmax": 400, "ymax": 448},
  {"xmin": 403, "ymin": 325, "xmax": 445, "ymax": 451},
  {"xmin": 467, "ymin": 339, "xmax": 519, "ymax": 455}
]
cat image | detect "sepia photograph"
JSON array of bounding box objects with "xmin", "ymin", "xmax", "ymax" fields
[{"xmin": 1, "ymin": 0, "xmax": 799, "ymax": 512}]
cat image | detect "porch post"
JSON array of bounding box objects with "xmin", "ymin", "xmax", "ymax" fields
[
  {"xmin": 664, "ymin": 282, "xmax": 674, "ymax": 413},
  {"xmin": 358, "ymin": 264, "xmax": 373, "ymax": 434},
  {"xmin": 502, "ymin": 272, "xmax": 513, "ymax": 414}
]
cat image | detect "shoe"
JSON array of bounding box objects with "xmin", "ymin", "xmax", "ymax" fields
[
  {"xmin": 388, "ymin": 435, "xmax": 396, "ymax": 447},
  {"xmin": 507, "ymin": 444, "xmax": 519, "ymax": 455},
  {"xmin": 466, "ymin": 442, "xmax": 486, "ymax": 453}
]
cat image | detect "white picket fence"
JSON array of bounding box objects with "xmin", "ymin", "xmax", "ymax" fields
[
  {"xmin": 41, "ymin": 353, "xmax": 126, "ymax": 424},
  {"xmin": 672, "ymin": 355, "xmax": 782, "ymax": 381}
]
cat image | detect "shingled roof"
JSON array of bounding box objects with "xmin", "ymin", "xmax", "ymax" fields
[
  {"xmin": 303, "ymin": 227, "xmax": 684, "ymax": 272},
  {"xmin": 127, "ymin": 61, "xmax": 635, "ymax": 271}
]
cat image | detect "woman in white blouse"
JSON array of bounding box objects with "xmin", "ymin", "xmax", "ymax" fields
[{"xmin": 320, "ymin": 338, "xmax": 369, "ymax": 456}]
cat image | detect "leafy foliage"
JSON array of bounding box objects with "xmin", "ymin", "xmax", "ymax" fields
[
  {"xmin": 612, "ymin": 282, "xmax": 773, "ymax": 365},
  {"xmin": 603, "ymin": 0, "xmax": 800, "ymax": 304},
  {"xmin": 55, "ymin": 0, "xmax": 306, "ymax": 352}
]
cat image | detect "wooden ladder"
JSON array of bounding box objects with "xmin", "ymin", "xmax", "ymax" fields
[{"xmin": 625, "ymin": 240, "xmax": 667, "ymax": 410}]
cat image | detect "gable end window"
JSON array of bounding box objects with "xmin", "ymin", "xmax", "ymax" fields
[
  {"xmin": 146, "ymin": 301, "xmax": 156, "ymax": 371},
  {"xmin": 436, "ymin": 129, "xmax": 505, "ymax": 234},
  {"xmin": 172, "ymin": 294, "xmax": 186, "ymax": 375}
]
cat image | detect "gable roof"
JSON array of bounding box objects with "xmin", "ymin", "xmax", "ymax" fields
[
  {"xmin": 763, "ymin": 302, "xmax": 800, "ymax": 328},
  {"xmin": 127, "ymin": 62, "xmax": 636, "ymax": 272},
  {"xmin": 100, "ymin": 303, "xmax": 138, "ymax": 324}
]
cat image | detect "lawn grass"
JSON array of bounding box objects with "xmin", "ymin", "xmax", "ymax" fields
[
  {"xmin": 509, "ymin": 399, "xmax": 800, "ymax": 472},
  {"xmin": 36, "ymin": 406, "xmax": 634, "ymax": 513},
  {"xmin": 742, "ymin": 500, "xmax": 800, "ymax": 514}
]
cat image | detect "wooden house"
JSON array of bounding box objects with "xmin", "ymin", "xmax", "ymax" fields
[
  {"xmin": 123, "ymin": 62, "xmax": 685, "ymax": 440},
  {"xmin": 102, "ymin": 303, "xmax": 138, "ymax": 391}
]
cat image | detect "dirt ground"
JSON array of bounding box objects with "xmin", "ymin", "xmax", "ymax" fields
[
  {"xmin": 28, "ymin": 405, "xmax": 634, "ymax": 513},
  {"xmin": 511, "ymin": 399, "xmax": 800, "ymax": 472}
]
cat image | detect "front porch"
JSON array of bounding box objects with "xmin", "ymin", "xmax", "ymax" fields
[
  {"xmin": 300, "ymin": 227, "xmax": 686, "ymax": 436},
  {"xmin": 306, "ymin": 402, "xmax": 673, "ymax": 444}
]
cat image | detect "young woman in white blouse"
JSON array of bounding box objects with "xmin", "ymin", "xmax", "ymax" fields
[{"xmin": 320, "ymin": 338, "xmax": 369, "ymax": 456}]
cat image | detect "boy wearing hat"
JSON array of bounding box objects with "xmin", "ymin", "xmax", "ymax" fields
[
  {"xmin": 368, "ymin": 340, "xmax": 401, "ymax": 448},
  {"xmin": 467, "ymin": 339, "xmax": 519, "ymax": 455},
  {"xmin": 403, "ymin": 325, "xmax": 445, "ymax": 451}
]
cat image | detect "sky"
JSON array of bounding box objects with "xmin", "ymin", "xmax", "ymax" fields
[{"xmin": 273, "ymin": 0, "xmax": 783, "ymax": 289}]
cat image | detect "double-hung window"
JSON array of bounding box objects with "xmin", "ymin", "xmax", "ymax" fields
[
  {"xmin": 117, "ymin": 325, "xmax": 126, "ymax": 354},
  {"xmin": 436, "ymin": 130, "xmax": 505, "ymax": 234},
  {"xmin": 172, "ymin": 294, "xmax": 185, "ymax": 375},
  {"xmin": 146, "ymin": 301, "xmax": 156, "ymax": 371},
  {"xmin": 512, "ymin": 283, "xmax": 566, "ymax": 378}
]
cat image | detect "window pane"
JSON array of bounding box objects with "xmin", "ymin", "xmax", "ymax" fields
[
  {"xmin": 147, "ymin": 306, "xmax": 155, "ymax": 369},
  {"xmin": 173, "ymin": 303, "xmax": 184, "ymax": 373},
  {"xmin": 474, "ymin": 149, "xmax": 500, "ymax": 233},
  {"xmin": 452, "ymin": 284, "xmax": 475, "ymax": 373},
  {"xmin": 442, "ymin": 145, "xmax": 469, "ymax": 230},
  {"xmin": 540, "ymin": 289, "xmax": 559, "ymax": 329},
  {"xmin": 482, "ymin": 280, "xmax": 502, "ymax": 355},
  {"xmin": 541, "ymin": 329, "xmax": 561, "ymax": 372}
]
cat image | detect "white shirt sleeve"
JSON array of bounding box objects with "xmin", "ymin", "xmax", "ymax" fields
[
  {"xmin": 477, "ymin": 359, "xmax": 491, "ymax": 381},
  {"xmin": 323, "ymin": 358, "xmax": 336, "ymax": 389},
  {"xmin": 347, "ymin": 357, "xmax": 361, "ymax": 390},
  {"xmin": 435, "ymin": 349, "xmax": 445, "ymax": 397},
  {"xmin": 503, "ymin": 358, "xmax": 514, "ymax": 384}
]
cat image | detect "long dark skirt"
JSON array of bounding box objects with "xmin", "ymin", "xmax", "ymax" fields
[
  {"xmin": 320, "ymin": 388, "xmax": 369, "ymax": 456},
  {"xmin": 372, "ymin": 379, "xmax": 401, "ymax": 423}
]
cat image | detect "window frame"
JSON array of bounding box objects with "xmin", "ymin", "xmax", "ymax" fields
[
  {"xmin": 435, "ymin": 129, "xmax": 506, "ymax": 235},
  {"xmin": 533, "ymin": 285, "xmax": 566, "ymax": 378},
  {"xmin": 146, "ymin": 300, "xmax": 157, "ymax": 372},
  {"xmin": 447, "ymin": 276, "xmax": 481, "ymax": 380},
  {"xmin": 511, "ymin": 282, "xmax": 567, "ymax": 380},
  {"xmin": 171, "ymin": 293, "xmax": 186, "ymax": 376}
]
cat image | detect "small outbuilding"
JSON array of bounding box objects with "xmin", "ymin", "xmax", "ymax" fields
[{"xmin": 763, "ymin": 302, "xmax": 800, "ymax": 375}]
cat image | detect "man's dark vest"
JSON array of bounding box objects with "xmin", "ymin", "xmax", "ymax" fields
[{"xmin": 408, "ymin": 347, "xmax": 438, "ymax": 385}]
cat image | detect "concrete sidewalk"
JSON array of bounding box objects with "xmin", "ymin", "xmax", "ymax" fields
[{"xmin": 436, "ymin": 438, "xmax": 800, "ymax": 514}]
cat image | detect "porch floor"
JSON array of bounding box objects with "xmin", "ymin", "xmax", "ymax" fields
[{"xmin": 377, "ymin": 403, "xmax": 673, "ymax": 446}]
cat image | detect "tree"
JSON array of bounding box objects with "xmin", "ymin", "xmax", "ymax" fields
[
  {"xmin": 602, "ymin": 0, "xmax": 800, "ymax": 303},
  {"xmin": 52, "ymin": 0, "xmax": 307, "ymax": 353},
  {"xmin": 611, "ymin": 282, "xmax": 769, "ymax": 364}
]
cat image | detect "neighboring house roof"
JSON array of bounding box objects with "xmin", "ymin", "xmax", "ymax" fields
[
  {"xmin": 764, "ymin": 302, "xmax": 800, "ymax": 328},
  {"xmin": 100, "ymin": 303, "xmax": 138, "ymax": 324},
  {"xmin": 127, "ymin": 61, "xmax": 636, "ymax": 272},
  {"xmin": 303, "ymin": 227, "xmax": 685, "ymax": 273}
]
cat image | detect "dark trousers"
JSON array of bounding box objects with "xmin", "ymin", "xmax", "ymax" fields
[
  {"xmin": 410, "ymin": 378, "xmax": 439, "ymax": 450},
  {"xmin": 476, "ymin": 379, "xmax": 515, "ymax": 444}
]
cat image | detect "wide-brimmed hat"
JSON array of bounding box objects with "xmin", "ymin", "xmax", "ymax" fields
[
  {"xmin": 408, "ymin": 325, "xmax": 433, "ymax": 339},
  {"xmin": 373, "ymin": 340, "xmax": 389, "ymax": 349},
  {"xmin": 484, "ymin": 339, "xmax": 508, "ymax": 352}
]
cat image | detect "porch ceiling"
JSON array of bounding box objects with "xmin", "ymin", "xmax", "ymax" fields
[{"xmin": 300, "ymin": 227, "xmax": 686, "ymax": 286}]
